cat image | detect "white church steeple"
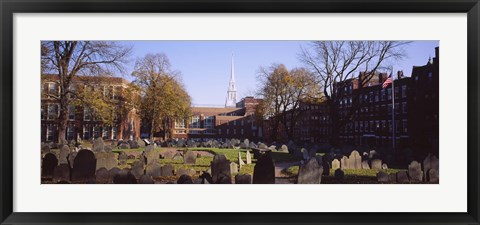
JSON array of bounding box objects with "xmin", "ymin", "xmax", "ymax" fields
[{"xmin": 225, "ymin": 53, "xmax": 237, "ymax": 108}]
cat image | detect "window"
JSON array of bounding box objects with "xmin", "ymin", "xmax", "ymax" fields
[
  {"xmin": 218, "ymin": 129, "xmax": 221, "ymax": 135},
  {"xmin": 402, "ymin": 102, "xmax": 407, "ymax": 114},
  {"xmin": 47, "ymin": 104, "xmax": 59, "ymax": 120},
  {"xmin": 48, "ymin": 82, "xmax": 59, "ymax": 98},
  {"xmin": 387, "ymin": 89, "xmax": 392, "ymax": 100},
  {"xmin": 428, "ymin": 72, "xmax": 433, "ymax": 80},
  {"xmin": 67, "ymin": 125, "xmax": 75, "ymax": 141},
  {"xmin": 241, "ymin": 120, "xmax": 244, "ymax": 126},
  {"xmin": 175, "ymin": 130, "xmax": 186, "ymax": 134},
  {"xmin": 93, "ymin": 126, "xmax": 102, "ymax": 138},
  {"xmin": 233, "ymin": 129, "xmax": 236, "ymax": 135},
  {"xmin": 41, "ymin": 104, "xmax": 46, "ymax": 120},
  {"xmin": 103, "ymin": 126, "xmax": 112, "ymax": 139},
  {"xmin": 84, "ymin": 107, "xmax": 91, "ymax": 121},
  {"xmin": 402, "ymin": 119, "xmax": 408, "ymax": 133},
  {"xmin": 112, "ymin": 126, "xmax": 118, "ymax": 140},
  {"xmin": 401, "ymin": 85, "xmax": 407, "ymax": 98},
  {"xmin": 241, "ymin": 129, "xmax": 244, "ymax": 135},
  {"xmin": 175, "ymin": 119, "xmax": 186, "ymax": 129},
  {"xmin": 83, "ymin": 125, "xmax": 91, "ymax": 140},
  {"xmin": 388, "ymin": 104, "xmax": 392, "ymax": 115},
  {"xmin": 46, "ymin": 124, "xmax": 55, "ymax": 141},
  {"xmin": 205, "ymin": 116, "xmax": 214, "ymax": 128},
  {"xmin": 68, "ymin": 105, "xmax": 75, "ymax": 120},
  {"xmin": 190, "ymin": 115, "xmax": 200, "ymax": 128},
  {"xmin": 226, "ymin": 129, "xmax": 229, "ymax": 135},
  {"xmin": 233, "ymin": 120, "xmax": 237, "ymax": 126}
]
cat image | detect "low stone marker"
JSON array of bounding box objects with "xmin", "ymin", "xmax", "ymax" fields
[
  {"xmin": 396, "ymin": 171, "xmax": 409, "ymax": 183},
  {"xmin": 184, "ymin": 150, "xmax": 197, "ymax": 164},
  {"xmin": 428, "ymin": 169, "xmax": 439, "ymax": 183},
  {"xmin": 130, "ymin": 160, "xmax": 145, "ymax": 179},
  {"xmin": 42, "ymin": 153, "xmax": 58, "ymax": 178},
  {"xmin": 235, "ymin": 174, "xmax": 252, "ymax": 184},
  {"xmin": 377, "ymin": 171, "xmax": 389, "ymax": 183},
  {"xmin": 52, "ymin": 164, "xmax": 70, "ymax": 182},
  {"xmin": 252, "ymin": 154, "xmax": 275, "ymax": 184},
  {"xmin": 95, "ymin": 167, "xmax": 111, "ymax": 183},
  {"xmin": 177, "ymin": 168, "xmax": 196, "ymax": 177},
  {"xmin": 113, "ymin": 169, "xmax": 137, "ymax": 184},
  {"xmin": 162, "ymin": 151, "xmax": 175, "ymax": 159},
  {"xmin": 71, "ymin": 149, "xmax": 96, "ymax": 182},
  {"xmin": 297, "ymin": 158, "xmax": 323, "ymax": 184},
  {"xmin": 423, "ymin": 154, "xmax": 439, "ymax": 182},
  {"xmin": 118, "ymin": 152, "xmax": 128, "ymax": 165},
  {"xmin": 211, "ymin": 154, "xmax": 231, "ymax": 184},
  {"xmin": 146, "ymin": 162, "xmax": 162, "ymax": 178},
  {"xmin": 334, "ymin": 169, "xmax": 344, "ymax": 181},
  {"xmin": 177, "ymin": 175, "xmax": 194, "ymax": 184},
  {"xmin": 92, "ymin": 138, "xmax": 105, "ymax": 152},
  {"xmin": 389, "ymin": 173, "xmax": 397, "ymax": 183},
  {"xmin": 408, "ymin": 161, "xmax": 423, "ymax": 182},
  {"xmin": 280, "ymin": 145, "xmax": 288, "ymax": 152},
  {"xmin": 138, "ymin": 174, "xmax": 154, "ymax": 184},
  {"xmin": 161, "ymin": 164, "xmax": 175, "ymax": 177}
]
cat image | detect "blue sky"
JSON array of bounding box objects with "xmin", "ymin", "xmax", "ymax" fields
[{"xmin": 120, "ymin": 41, "xmax": 439, "ymax": 106}]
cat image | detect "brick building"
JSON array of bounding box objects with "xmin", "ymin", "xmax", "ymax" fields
[
  {"xmin": 41, "ymin": 75, "xmax": 141, "ymax": 142},
  {"xmin": 171, "ymin": 97, "xmax": 263, "ymax": 141},
  {"xmin": 263, "ymin": 47, "xmax": 439, "ymax": 155}
]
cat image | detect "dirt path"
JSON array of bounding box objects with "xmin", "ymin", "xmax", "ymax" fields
[{"xmin": 275, "ymin": 161, "xmax": 299, "ymax": 177}]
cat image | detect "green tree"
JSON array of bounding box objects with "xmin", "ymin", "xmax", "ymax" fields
[{"xmin": 131, "ymin": 53, "xmax": 191, "ymax": 140}]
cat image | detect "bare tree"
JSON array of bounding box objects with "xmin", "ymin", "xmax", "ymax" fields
[
  {"xmin": 256, "ymin": 64, "xmax": 318, "ymax": 142},
  {"xmin": 300, "ymin": 41, "xmax": 409, "ymax": 147},
  {"xmin": 41, "ymin": 41, "xmax": 131, "ymax": 144}
]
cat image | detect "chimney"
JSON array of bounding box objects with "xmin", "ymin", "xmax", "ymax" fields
[{"xmin": 397, "ymin": 70, "xmax": 404, "ymax": 79}]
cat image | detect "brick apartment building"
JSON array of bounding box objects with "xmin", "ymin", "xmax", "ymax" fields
[
  {"xmin": 264, "ymin": 47, "xmax": 439, "ymax": 154},
  {"xmin": 41, "ymin": 75, "xmax": 141, "ymax": 142}
]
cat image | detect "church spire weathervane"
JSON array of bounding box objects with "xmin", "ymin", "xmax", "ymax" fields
[{"xmin": 225, "ymin": 53, "xmax": 238, "ymax": 108}]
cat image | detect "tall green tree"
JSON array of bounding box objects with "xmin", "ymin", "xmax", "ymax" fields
[
  {"xmin": 41, "ymin": 41, "xmax": 131, "ymax": 144},
  {"xmin": 131, "ymin": 53, "xmax": 191, "ymax": 139}
]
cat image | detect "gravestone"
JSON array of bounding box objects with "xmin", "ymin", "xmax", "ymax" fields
[
  {"xmin": 428, "ymin": 169, "xmax": 439, "ymax": 183},
  {"xmin": 235, "ymin": 174, "xmax": 252, "ymax": 184},
  {"xmin": 144, "ymin": 150, "xmax": 160, "ymax": 165},
  {"xmin": 161, "ymin": 164, "xmax": 175, "ymax": 177},
  {"xmin": 230, "ymin": 162, "xmax": 239, "ymax": 174},
  {"xmin": 162, "ymin": 151, "xmax": 175, "ymax": 159},
  {"xmin": 108, "ymin": 167, "xmax": 121, "ymax": 178},
  {"xmin": 238, "ymin": 152, "xmax": 245, "ymax": 168},
  {"xmin": 177, "ymin": 175, "xmax": 194, "ymax": 184},
  {"xmin": 301, "ymin": 148, "xmax": 310, "ymax": 161},
  {"xmin": 71, "ymin": 149, "xmax": 96, "ymax": 182},
  {"xmin": 334, "ymin": 169, "xmax": 344, "ymax": 181},
  {"xmin": 200, "ymin": 171, "xmax": 213, "ymax": 184},
  {"xmin": 348, "ymin": 151, "xmax": 362, "ymax": 169},
  {"xmin": 130, "ymin": 160, "xmax": 145, "ymax": 179},
  {"xmin": 377, "ymin": 171, "xmax": 389, "ymax": 183},
  {"xmin": 118, "ymin": 152, "xmax": 128, "ymax": 165},
  {"xmin": 322, "ymin": 160, "xmax": 330, "ymax": 176},
  {"xmin": 173, "ymin": 152, "xmax": 184, "ymax": 161},
  {"xmin": 210, "ymin": 154, "xmax": 231, "ymax": 184},
  {"xmin": 371, "ymin": 159, "xmax": 383, "ymax": 170},
  {"xmin": 67, "ymin": 152, "xmax": 77, "ymax": 168},
  {"xmin": 297, "ymin": 158, "xmax": 323, "ymax": 184},
  {"xmin": 104, "ymin": 145, "xmax": 113, "ymax": 153},
  {"xmin": 144, "ymin": 145, "xmax": 154, "ymax": 152},
  {"xmin": 258, "ymin": 143, "xmax": 267, "ymax": 149},
  {"xmin": 252, "ymin": 154, "xmax": 275, "ymax": 184},
  {"xmin": 269, "ymin": 145, "xmax": 277, "ymax": 151},
  {"xmin": 382, "ymin": 163, "xmax": 388, "ymax": 169},
  {"xmin": 52, "ymin": 164, "xmax": 70, "ymax": 182},
  {"xmin": 361, "ymin": 160, "xmax": 370, "ymax": 169},
  {"xmin": 113, "ymin": 169, "xmax": 137, "ymax": 184},
  {"xmin": 41, "ymin": 143, "xmax": 51, "ymax": 154},
  {"xmin": 92, "ymin": 138, "xmax": 105, "ymax": 152},
  {"xmin": 389, "ymin": 173, "xmax": 397, "ymax": 183},
  {"xmin": 423, "ymin": 154, "xmax": 439, "ymax": 182},
  {"xmin": 127, "ymin": 154, "xmax": 136, "ymax": 160},
  {"xmin": 408, "ymin": 161, "xmax": 423, "ymax": 182},
  {"xmin": 138, "ymin": 174, "xmax": 154, "ymax": 184},
  {"xmin": 146, "ymin": 162, "xmax": 162, "ymax": 178},
  {"xmin": 184, "ymin": 150, "xmax": 197, "ymax": 164},
  {"xmin": 340, "ymin": 156, "xmax": 349, "ymax": 170},
  {"xmin": 332, "ymin": 159, "xmax": 340, "ymax": 170},
  {"xmin": 246, "ymin": 150, "xmax": 252, "ymax": 164},
  {"xmin": 42, "ymin": 153, "xmax": 58, "ymax": 178},
  {"xmin": 396, "ymin": 171, "xmax": 409, "ymax": 183},
  {"xmin": 177, "ymin": 168, "xmax": 196, "ymax": 177},
  {"xmin": 280, "ymin": 145, "xmax": 288, "ymax": 152},
  {"xmin": 95, "ymin": 167, "xmax": 111, "ymax": 183},
  {"xmin": 58, "ymin": 145, "xmax": 70, "ymax": 164},
  {"xmin": 308, "ymin": 148, "xmax": 317, "ymax": 158}
]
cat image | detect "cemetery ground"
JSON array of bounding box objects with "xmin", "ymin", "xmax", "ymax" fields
[{"xmin": 39, "ymin": 140, "xmax": 435, "ymax": 184}]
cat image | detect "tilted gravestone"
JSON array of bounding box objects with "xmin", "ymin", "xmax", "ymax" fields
[
  {"xmin": 396, "ymin": 171, "xmax": 410, "ymax": 183},
  {"xmin": 146, "ymin": 162, "xmax": 162, "ymax": 178},
  {"xmin": 58, "ymin": 145, "xmax": 70, "ymax": 164},
  {"xmin": 211, "ymin": 154, "xmax": 231, "ymax": 184},
  {"xmin": 371, "ymin": 159, "xmax": 383, "ymax": 170},
  {"xmin": 297, "ymin": 158, "xmax": 323, "ymax": 184},
  {"xmin": 42, "ymin": 153, "xmax": 58, "ymax": 178},
  {"xmin": 252, "ymin": 153, "xmax": 275, "ymax": 184},
  {"xmin": 130, "ymin": 160, "xmax": 145, "ymax": 179},
  {"xmin": 361, "ymin": 160, "xmax": 370, "ymax": 169},
  {"xmin": 161, "ymin": 164, "xmax": 175, "ymax": 177},
  {"xmin": 113, "ymin": 169, "xmax": 137, "ymax": 184},
  {"xmin": 71, "ymin": 149, "xmax": 96, "ymax": 182},
  {"xmin": 184, "ymin": 150, "xmax": 197, "ymax": 164},
  {"xmin": 52, "ymin": 163, "xmax": 70, "ymax": 182},
  {"xmin": 340, "ymin": 156, "xmax": 349, "ymax": 170},
  {"xmin": 118, "ymin": 152, "xmax": 128, "ymax": 165},
  {"xmin": 332, "ymin": 159, "xmax": 340, "ymax": 170},
  {"xmin": 408, "ymin": 161, "xmax": 423, "ymax": 182},
  {"xmin": 95, "ymin": 152, "xmax": 118, "ymax": 170},
  {"xmin": 92, "ymin": 138, "xmax": 105, "ymax": 152},
  {"xmin": 238, "ymin": 152, "xmax": 245, "ymax": 168},
  {"xmin": 348, "ymin": 151, "xmax": 362, "ymax": 169},
  {"xmin": 377, "ymin": 171, "xmax": 389, "ymax": 183},
  {"xmin": 246, "ymin": 150, "xmax": 252, "ymax": 164},
  {"xmin": 423, "ymin": 154, "xmax": 439, "ymax": 182},
  {"xmin": 177, "ymin": 175, "xmax": 194, "ymax": 184},
  {"xmin": 138, "ymin": 174, "xmax": 154, "ymax": 184},
  {"xmin": 428, "ymin": 169, "xmax": 439, "ymax": 183},
  {"xmin": 235, "ymin": 174, "xmax": 252, "ymax": 184}
]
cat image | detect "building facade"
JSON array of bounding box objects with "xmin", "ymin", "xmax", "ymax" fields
[{"xmin": 41, "ymin": 75, "xmax": 141, "ymax": 143}]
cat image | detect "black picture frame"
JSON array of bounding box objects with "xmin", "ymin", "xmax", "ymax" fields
[{"xmin": 1, "ymin": 0, "xmax": 479, "ymax": 224}]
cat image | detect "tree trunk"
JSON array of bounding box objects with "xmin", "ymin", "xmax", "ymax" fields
[
  {"xmin": 150, "ymin": 119, "xmax": 155, "ymax": 140},
  {"xmin": 329, "ymin": 101, "xmax": 340, "ymax": 148},
  {"xmin": 57, "ymin": 97, "xmax": 68, "ymax": 145}
]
